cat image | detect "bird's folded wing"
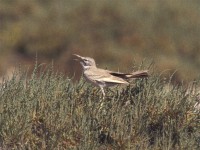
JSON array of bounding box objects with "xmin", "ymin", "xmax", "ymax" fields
[
  {"xmin": 89, "ymin": 73, "xmax": 128, "ymax": 84},
  {"xmin": 109, "ymin": 71, "xmax": 132, "ymax": 79},
  {"xmin": 109, "ymin": 70, "xmax": 148, "ymax": 78}
]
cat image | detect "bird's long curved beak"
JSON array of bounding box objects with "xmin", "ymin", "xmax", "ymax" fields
[
  {"xmin": 73, "ymin": 54, "xmax": 83, "ymax": 61},
  {"xmin": 73, "ymin": 54, "xmax": 83, "ymax": 59}
]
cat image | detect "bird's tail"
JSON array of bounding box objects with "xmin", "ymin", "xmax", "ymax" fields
[{"xmin": 127, "ymin": 70, "xmax": 149, "ymax": 78}]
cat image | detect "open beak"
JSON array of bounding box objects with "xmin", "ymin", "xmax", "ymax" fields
[
  {"xmin": 73, "ymin": 54, "xmax": 83, "ymax": 59},
  {"xmin": 73, "ymin": 58, "xmax": 79, "ymax": 61},
  {"xmin": 73, "ymin": 54, "xmax": 86, "ymax": 67},
  {"xmin": 73, "ymin": 54, "xmax": 84, "ymax": 61}
]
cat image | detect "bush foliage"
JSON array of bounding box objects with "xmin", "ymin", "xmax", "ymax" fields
[{"xmin": 0, "ymin": 64, "xmax": 199, "ymax": 149}]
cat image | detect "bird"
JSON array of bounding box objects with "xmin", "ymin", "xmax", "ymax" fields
[{"xmin": 73, "ymin": 54, "xmax": 149, "ymax": 98}]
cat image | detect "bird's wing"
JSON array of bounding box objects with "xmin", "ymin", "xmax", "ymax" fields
[
  {"xmin": 85, "ymin": 69, "xmax": 128, "ymax": 84},
  {"xmin": 109, "ymin": 70, "xmax": 149, "ymax": 78},
  {"xmin": 109, "ymin": 71, "xmax": 132, "ymax": 79}
]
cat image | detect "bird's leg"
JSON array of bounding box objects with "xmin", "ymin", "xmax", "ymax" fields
[
  {"xmin": 100, "ymin": 86, "xmax": 105, "ymax": 99},
  {"xmin": 98, "ymin": 86, "xmax": 106, "ymax": 112}
]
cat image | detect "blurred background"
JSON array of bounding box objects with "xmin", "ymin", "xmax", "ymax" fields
[{"xmin": 0, "ymin": 0, "xmax": 200, "ymax": 82}]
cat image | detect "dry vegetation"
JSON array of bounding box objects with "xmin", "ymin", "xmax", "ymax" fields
[
  {"xmin": 0, "ymin": 0, "xmax": 200, "ymax": 82},
  {"xmin": 0, "ymin": 1, "xmax": 200, "ymax": 149},
  {"xmin": 0, "ymin": 64, "xmax": 199, "ymax": 149}
]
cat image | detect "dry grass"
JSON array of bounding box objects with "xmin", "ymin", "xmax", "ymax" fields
[{"xmin": 0, "ymin": 64, "xmax": 199, "ymax": 149}]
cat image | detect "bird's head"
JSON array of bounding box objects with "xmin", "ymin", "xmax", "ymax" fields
[{"xmin": 73, "ymin": 54, "xmax": 96, "ymax": 69}]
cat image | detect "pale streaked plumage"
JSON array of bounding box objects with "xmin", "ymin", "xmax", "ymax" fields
[{"xmin": 73, "ymin": 54, "xmax": 148, "ymax": 98}]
